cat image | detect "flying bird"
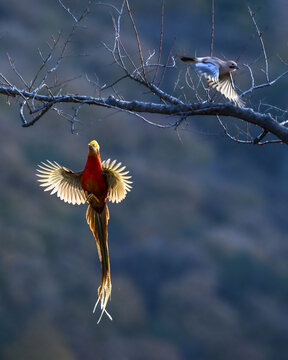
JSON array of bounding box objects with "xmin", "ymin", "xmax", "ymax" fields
[
  {"xmin": 181, "ymin": 56, "xmax": 244, "ymax": 107},
  {"xmin": 36, "ymin": 140, "xmax": 132, "ymax": 322}
]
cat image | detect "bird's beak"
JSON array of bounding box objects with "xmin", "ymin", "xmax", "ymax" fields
[
  {"xmin": 235, "ymin": 65, "xmax": 240, "ymax": 69},
  {"xmin": 89, "ymin": 140, "xmax": 100, "ymax": 150},
  {"xmin": 88, "ymin": 140, "xmax": 100, "ymax": 155}
]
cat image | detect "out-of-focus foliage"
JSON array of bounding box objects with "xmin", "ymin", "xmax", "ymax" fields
[{"xmin": 1, "ymin": 1, "xmax": 288, "ymax": 359}]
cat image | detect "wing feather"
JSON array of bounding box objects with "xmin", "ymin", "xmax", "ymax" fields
[
  {"xmin": 102, "ymin": 158, "xmax": 132, "ymax": 203},
  {"xmin": 36, "ymin": 161, "xmax": 87, "ymax": 205},
  {"xmin": 195, "ymin": 62, "xmax": 219, "ymax": 82},
  {"xmin": 207, "ymin": 74, "xmax": 244, "ymax": 107}
]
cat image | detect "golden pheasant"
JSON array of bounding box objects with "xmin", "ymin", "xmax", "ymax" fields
[
  {"xmin": 181, "ymin": 56, "xmax": 244, "ymax": 107},
  {"xmin": 36, "ymin": 140, "xmax": 132, "ymax": 322}
]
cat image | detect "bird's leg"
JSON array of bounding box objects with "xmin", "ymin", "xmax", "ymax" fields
[{"xmin": 86, "ymin": 193, "xmax": 100, "ymax": 207}]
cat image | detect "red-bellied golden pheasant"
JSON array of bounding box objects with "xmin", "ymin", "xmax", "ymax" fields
[{"xmin": 36, "ymin": 140, "xmax": 132, "ymax": 322}]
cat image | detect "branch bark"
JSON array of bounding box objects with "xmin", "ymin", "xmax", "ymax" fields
[
  {"xmin": 1, "ymin": 1, "xmax": 288, "ymax": 146},
  {"xmin": 2, "ymin": 85, "xmax": 287, "ymax": 143}
]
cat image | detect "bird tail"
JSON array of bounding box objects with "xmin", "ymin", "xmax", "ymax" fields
[
  {"xmin": 86, "ymin": 203, "xmax": 112, "ymax": 323},
  {"xmin": 180, "ymin": 56, "xmax": 198, "ymax": 64}
]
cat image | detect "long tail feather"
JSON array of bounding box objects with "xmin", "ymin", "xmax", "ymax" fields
[{"xmin": 86, "ymin": 203, "xmax": 112, "ymax": 323}]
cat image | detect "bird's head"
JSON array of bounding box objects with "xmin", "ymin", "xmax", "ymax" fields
[
  {"xmin": 227, "ymin": 60, "xmax": 240, "ymax": 72},
  {"xmin": 88, "ymin": 140, "xmax": 100, "ymax": 155}
]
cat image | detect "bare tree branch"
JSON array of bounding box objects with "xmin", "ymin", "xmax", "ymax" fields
[
  {"xmin": 0, "ymin": 1, "xmax": 287, "ymax": 147},
  {"xmin": 1, "ymin": 84, "xmax": 288, "ymax": 144}
]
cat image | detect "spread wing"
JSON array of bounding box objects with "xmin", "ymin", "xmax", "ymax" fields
[
  {"xmin": 207, "ymin": 73, "xmax": 244, "ymax": 107},
  {"xmin": 195, "ymin": 62, "xmax": 219, "ymax": 82},
  {"xmin": 102, "ymin": 159, "xmax": 132, "ymax": 203},
  {"xmin": 36, "ymin": 160, "xmax": 87, "ymax": 205}
]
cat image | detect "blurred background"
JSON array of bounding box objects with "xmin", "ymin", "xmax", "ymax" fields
[{"xmin": 1, "ymin": 1, "xmax": 288, "ymax": 359}]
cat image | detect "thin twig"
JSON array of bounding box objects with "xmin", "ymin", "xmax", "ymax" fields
[
  {"xmin": 113, "ymin": 1, "xmax": 127, "ymax": 70},
  {"xmin": 241, "ymin": 70, "xmax": 288, "ymax": 97},
  {"xmin": 22, "ymin": 101, "xmax": 55, "ymax": 127},
  {"xmin": 7, "ymin": 53, "xmax": 29, "ymax": 88},
  {"xmin": 158, "ymin": 37, "xmax": 176, "ymax": 87},
  {"xmin": 248, "ymin": 6, "xmax": 269, "ymax": 82},
  {"xmin": 99, "ymin": 74, "xmax": 130, "ymax": 91},
  {"xmin": 30, "ymin": 32, "xmax": 62, "ymax": 91},
  {"xmin": 210, "ymin": 0, "xmax": 215, "ymax": 57},
  {"xmin": 253, "ymin": 129, "xmax": 268, "ymax": 144},
  {"xmin": 243, "ymin": 63, "xmax": 255, "ymax": 89},
  {"xmin": 152, "ymin": 0, "xmax": 165, "ymax": 84},
  {"xmin": 58, "ymin": 0, "xmax": 78, "ymax": 22},
  {"xmin": 125, "ymin": 0, "xmax": 147, "ymax": 82},
  {"xmin": 217, "ymin": 115, "xmax": 254, "ymax": 144}
]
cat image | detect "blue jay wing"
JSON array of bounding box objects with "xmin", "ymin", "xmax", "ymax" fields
[{"xmin": 194, "ymin": 62, "xmax": 219, "ymax": 82}]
